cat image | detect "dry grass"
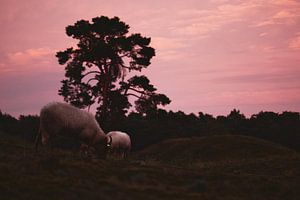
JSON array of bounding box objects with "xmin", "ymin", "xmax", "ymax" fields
[{"xmin": 0, "ymin": 132, "xmax": 299, "ymax": 200}]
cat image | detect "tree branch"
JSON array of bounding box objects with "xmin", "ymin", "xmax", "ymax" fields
[
  {"xmin": 86, "ymin": 78, "xmax": 98, "ymax": 85},
  {"xmin": 126, "ymin": 93, "xmax": 147, "ymax": 100},
  {"xmin": 92, "ymin": 61, "xmax": 105, "ymax": 74},
  {"xmin": 120, "ymin": 52, "xmax": 131, "ymax": 58},
  {"xmin": 83, "ymin": 71, "xmax": 101, "ymax": 77},
  {"xmin": 87, "ymin": 96, "xmax": 99, "ymax": 112},
  {"xmin": 128, "ymin": 87, "xmax": 150, "ymax": 96},
  {"xmin": 119, "ymin": 63, "xmax": 131, "ymax": 69}
]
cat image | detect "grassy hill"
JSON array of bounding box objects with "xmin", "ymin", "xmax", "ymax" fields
[
  {"xmin": 0, "ymin": 132, "xmax": 299, "ymax": 200},
  {"xmin": 137, "ymin": 135, "xmax": 297, "ymax": 163}
]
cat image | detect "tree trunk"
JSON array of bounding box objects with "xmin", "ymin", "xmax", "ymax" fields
[{"xmin": 99, "ymin": 64, "xmax": 110, "ymax": 123}]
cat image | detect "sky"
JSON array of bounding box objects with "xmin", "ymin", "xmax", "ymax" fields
[{"xmin": 0, "ymin": 0, "xmax": 300, "ymax": 117}]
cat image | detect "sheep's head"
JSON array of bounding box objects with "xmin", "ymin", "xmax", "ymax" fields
[{"xmin": 93, "ymin": 135, "xmax": 109, "ymax": 159}]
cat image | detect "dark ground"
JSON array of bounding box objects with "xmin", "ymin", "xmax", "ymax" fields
[{"xmin": 0, "ymin": 131, "xmax": 299, "ymax": 200}]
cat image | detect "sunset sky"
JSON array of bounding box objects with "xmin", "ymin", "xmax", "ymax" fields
[{"xmin": 0, "ymin": 0, "xmax": 300, "ymax": 117}]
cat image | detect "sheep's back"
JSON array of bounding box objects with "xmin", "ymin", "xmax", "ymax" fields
[{"xmin": 40, "ymin": 102, "xmax": 97, "ymax": 136}]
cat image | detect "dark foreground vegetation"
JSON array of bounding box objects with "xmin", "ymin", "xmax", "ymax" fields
[{"xmin": 0, "ymin": 131, "xmax": 299, "ymax": 200}]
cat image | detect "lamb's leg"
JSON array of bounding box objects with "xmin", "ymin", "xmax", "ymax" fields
[{"xmin": 122, "ymin": 149, "xmax": 126, "ymax": 159}]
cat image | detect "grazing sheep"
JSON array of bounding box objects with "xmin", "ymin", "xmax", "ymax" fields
[
  {"xmin": 106, "ymin": 131, "xmax": 131, "ymax": 158},
  {"xmin": 35, "ymin": 102, "xmax": 107, "ymax": 157}
]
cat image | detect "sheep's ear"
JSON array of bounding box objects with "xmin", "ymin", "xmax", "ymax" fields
[
  {"xmin": 109, "ymin": 136, "xmax": 112, "ymax": 145},
  {"xmin": 106, "ymin": 137, "xmax": 110, "ymax": 147},
  {"xmin": 106, "ymin": 136, "xmax": 112, "ymax": 147}
]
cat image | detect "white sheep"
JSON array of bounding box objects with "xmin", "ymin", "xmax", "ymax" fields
[
  {"xmin": 35, "ymin": 102, "xmax": 107, "ymax": 157},
  {"xmin": 106, "ymin": 131, "xmax": 131, "ymax": 158}
]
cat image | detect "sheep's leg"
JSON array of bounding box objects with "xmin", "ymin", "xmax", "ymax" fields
[
  {"xmin": 48, "ymin": 135, "xmax": 55, "ymax": 152},
  {"xmin": 122, "ymin": 149, "xmax": 125, "ymax": 159},
  {"xmin": 117, "ymin": 148, "xmax": 122, "ymax": 159},
  {"xmin": 112, "ymin": 148, "xmax": 117, "ymax": 159},
  {"xmin": 34, "ymin": 128, "xmax": 42, "ymax": 153},
  {"xmin": 123, "ymin": 149, "xmax": 129, "ymax": 159},
  {"xmin": 124, "ymin": 150, "xmax": 128, "ymax": 159},
  {"xmin": 42, "ymin": 133, "xmax": 55, "ymax": 156},
  {"xmin": 120, "ymin": 148, "xmax": 125, "ymax": 159},
  {"xmin": 124, "ymin": 148, "xmax": 130, "ymax": 159},
  {"xmin": 41, "ymin": 131, "xmax": 49, "ymax": 146},
  {"xmin": 79, "ymin": 143, "xmax": 89, "ymax": 157}
]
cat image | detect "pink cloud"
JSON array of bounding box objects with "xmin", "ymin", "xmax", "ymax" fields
[
  {"xmin": 273, "ymin": 10, "xmax": 297, "ymax": 19},
  {"xmin": 0, "ymin": 47, "xmax": 59, "ymax": 75},
  {"xmin": 289, "ymin": 34, "xmax": 300, "ymax": 50},
  {"xmin": 152, "ymin": 37, "xmax": 186, "ymax": 51},
  {"xmin": 151, "ymin": 37, "xmax": 188, "ymax": 61},
  {"xmin": 253, "ymin": 5, "xmax": 300, "ymax": 27},
  {"xmin": 173, "ymin": 2, "xmax": 259, "ymax": 37},
  {"xmin": 267, "ymin": 10, "xmax": 299, "ymax": 25},
  {"xmin": 248, "ymin": 45, "xmax": 276, "ymax": 53},
  {"xmin": 259, "ymin": 32, "xmax": 268, "ymax": 37},
  {"xmin": 271, "ymin": 0, "xmax": 300, "ymax": 6},
  {"xmin": 7, "ymin": 48, "xmax": 54, "ymax": 64}
]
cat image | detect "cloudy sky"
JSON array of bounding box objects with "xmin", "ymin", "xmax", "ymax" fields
[{"xmin": 0, "ymin": 0, "xmax": 300, "ymax": 117}]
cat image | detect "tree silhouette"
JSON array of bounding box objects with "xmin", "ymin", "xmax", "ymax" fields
[
  {"xmin": 120, "ymin": 75, "xmax": 170, "ymax": 117},
  {"xmin": 227, "ymin": 109, "xmax": 245, "ymax": 121},
  {"xmin": 56, "ymin": 16, "xmax": 170, "ymax": 121}
]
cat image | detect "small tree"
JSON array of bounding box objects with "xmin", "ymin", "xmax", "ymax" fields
[{"xmin": 56, "ymin": 16, "xmax": 170, "ymax": 122}]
